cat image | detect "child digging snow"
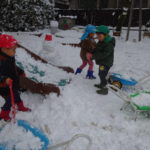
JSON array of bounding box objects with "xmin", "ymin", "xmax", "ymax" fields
[
  {"xmin": 93, "ymin": 25, "xmax": 115, "ymax": 95},
  {"xmin": 75, "ymin": 25, "xmax": 96, "ymax": 79},
  {"xmin": 0, "ymin": 34, "xmax": 31, "ymax": 121}
]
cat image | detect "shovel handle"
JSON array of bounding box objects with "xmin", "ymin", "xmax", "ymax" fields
[{"xmin": 9, "ymin": 80, "xmax": 16, "ymax": 123}]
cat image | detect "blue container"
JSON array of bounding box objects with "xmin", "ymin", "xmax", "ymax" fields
[{"xmin": 111, "ymin": 73, "xmax": 138, "ymax": 86}]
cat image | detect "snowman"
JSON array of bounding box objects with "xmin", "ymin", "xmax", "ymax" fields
[{"xmin": 39, "ymin": 34, "xmax": 56, "ymax": 61}]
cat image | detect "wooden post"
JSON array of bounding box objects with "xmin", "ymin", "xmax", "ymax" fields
[
  {"xmin": 97, "ymin": 0, "xmax": 100, "ymax": 9},
  {"xmin": 139, "ymin": 0, "xmax": 142, "ymax": 41},
  {"xmin": 78, "ymin": 0, "xmax": 80, "ymax": 9},
  {"xmin": 148, "ymin": 0, "xmax": 150, "ymax": 8},
  {"xmin": 117, "ymin": 0, "xmax": 119, "ymax": 8},
  {"xmin": 126, "ymin": 0, "xmax": 135, "ymax": 41}
]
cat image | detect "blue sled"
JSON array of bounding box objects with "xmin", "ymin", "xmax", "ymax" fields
[
  {"xmin": 0, "ymin": 120, "xmax": 50, "ymax": 150},
  {"xmin": 110, "ymin": 73, "xmax": 138, "ymax": 86}
]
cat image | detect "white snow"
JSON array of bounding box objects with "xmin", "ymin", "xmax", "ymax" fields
[
  {"xmin": 43, "ymin": 0, "xmax": 55, "ymax": 6},
  {"xmin": 0, "ymin": 27, "xmax": 150, "ymax": 150},
  {"xmin": 50, "ymin": 21, "xmax": 59, "ymax": 27},
  {"xmin": 0, "ymin": 123, "xmax": 42, "ymax": 150},
  {"xmin": 16, "ymin": 47, "xmax": 70, "ymax": 84},
  {"xmin": 59, "ymin": 14, "xmax": 77, "ymax": 19},
  {"xmin": 132, "ymin": 92, "xmax": 150, "ymax": 106}
]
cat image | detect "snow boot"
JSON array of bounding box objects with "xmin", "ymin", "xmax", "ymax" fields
[
  {"xmin": 94, "ymin": 84, "xmax": 104, "ymax": 89},
  {"xmin": 75, "ymin": 68, "xmax": 82, "ymax": 75},
  {"xmin": 86, "ymin": 70, "xmax": 96, "ymax": 79},
  {"xmin": 0, "ymin": 110, "xmax": 11, "ymax": 121},
  {"xmin": 96, "ymin": 87, "xmax": 108, "ymax": 95},
  {"xmin": 17, "ymin": 101, "xmax": 31, "ymax": 112}
]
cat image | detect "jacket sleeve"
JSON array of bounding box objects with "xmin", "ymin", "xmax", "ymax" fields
[
  {"xmin": 0, "ymin": 76, "xmax": 7, "ymax": 87},
  {"xmin": 82, "ymin": 40, "xmax": 96, "ymax": 53},
  {"xmin": 0, "ymin": 63, "xmax": 7, "ymax": 87},
  {"xmin": 93, "ymin": 43, "xmax": 114, "ymax": 61}
]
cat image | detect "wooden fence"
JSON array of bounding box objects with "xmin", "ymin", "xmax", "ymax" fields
[{"xmin": 56, "ymin": 9, "xmax": 150, "ymax": 27}]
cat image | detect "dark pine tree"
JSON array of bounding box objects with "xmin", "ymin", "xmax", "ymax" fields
[{"xmin": 0, "ymin": 0, "xmax": 55, "ymax": 31}]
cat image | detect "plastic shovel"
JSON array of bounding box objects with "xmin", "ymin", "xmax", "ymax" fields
[{"xmin": 9, "ymin": 80, "xmax": 16, "ymax": 123}]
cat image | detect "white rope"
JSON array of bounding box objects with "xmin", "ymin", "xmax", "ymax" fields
[
  {"xmin": 48, "ymin": 134, "xmax": 92, "ymax": 150},
  {"xmin": 64, "ymin": 134, "xmax": 92, "ymax": 150}
]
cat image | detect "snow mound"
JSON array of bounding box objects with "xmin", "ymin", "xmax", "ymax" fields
[
  {"xmin": 1, "ymin": 27, "xmax": 150, "ymax": 150},
  {"xmin": 132, "ymin": 92, "xmax": 150, "ymax": 106},
  {"xmin": 0, "ymin": 123, "xmax": 42, "ymax": 150},
  {"xmin": 16, "ymin": 47, "xmax": 70, "ymax": 83}
]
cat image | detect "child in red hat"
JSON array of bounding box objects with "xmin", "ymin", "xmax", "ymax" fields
[{"xmin": 0, "ymin": 34, "xmax": 31, "ymax": 121}]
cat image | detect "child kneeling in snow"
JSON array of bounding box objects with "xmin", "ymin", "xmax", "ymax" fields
[
  {"xmin": 75, "ymin": 25, "xmax": 96, "ymax": 79},
  {"xmin": 0, "ymin": 34, "xmax": 31, "ymax": 121},
  {"xmin": 93, "ymin": 25, "xmax": 115, "ymax": 95}
]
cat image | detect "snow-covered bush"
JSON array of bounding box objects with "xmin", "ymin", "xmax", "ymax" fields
[{"xmin": 0, "ymin": 0, "xmax": 55, "ymax": 31}]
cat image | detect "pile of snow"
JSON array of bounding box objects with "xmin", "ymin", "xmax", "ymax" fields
[
  {"xmin": 50, "ymin": 21, "xmax": 58, "ymax": 27},
  {"xmin": 16, "ymin": 47, "xmax": 70, "ymax": 84},
  {"xmin": 13, "ymin": 33, "xmax": 43, "ymax": 54},
  {"xmin": 132, "ymin": 92, "xmax": 150, "ymax": 106},
  {"xmin": 0, "ymin": 124, "xmax": 42, "ymax": 150}
]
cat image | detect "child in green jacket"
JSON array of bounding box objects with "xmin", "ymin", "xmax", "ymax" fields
[{"xmin": 93, "ymin": 25, "xmax": 115, "ymax": 95}]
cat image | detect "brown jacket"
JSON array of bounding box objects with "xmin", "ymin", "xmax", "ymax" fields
[{"xmin": 79, "ymin": 38, "xmax": 96, "ymax": 61}]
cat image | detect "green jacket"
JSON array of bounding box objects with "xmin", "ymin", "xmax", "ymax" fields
[{"xmin": 93, "ymin": 36, "xmax": 115, "ymax": 67}]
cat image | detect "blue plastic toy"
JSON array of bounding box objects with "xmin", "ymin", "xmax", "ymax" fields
[
  {"xmin": 0, "ymin": 120, "xmax": 50, "ymax": 150},
  {"xmin": 109, "ymin": 73, "xmax": 138, "ymax": 88}
]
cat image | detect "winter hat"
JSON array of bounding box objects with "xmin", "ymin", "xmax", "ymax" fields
[
  {"xmin": 96, "ymin": 25, "xmax": 110, "ymax": 35},
  {"xmin": 81, "ymin": 24, "xmax": 96, "ymax": 40},
  {"xmin": 0, "ymin": 34, "xmax": 17, "ymax": 49}
]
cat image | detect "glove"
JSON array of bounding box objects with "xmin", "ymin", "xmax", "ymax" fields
[{"xmin": 5, "ymin": 78, "xmax": 13, "ymax": 86}]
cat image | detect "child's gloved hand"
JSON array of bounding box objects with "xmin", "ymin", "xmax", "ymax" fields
[
  {"xmin": 86, "ymin": 52, "xmax": 93, "ymax": 61},
  {"xmin": 5, "ymin": 78, "xmax": 13, "ymax": 86}
]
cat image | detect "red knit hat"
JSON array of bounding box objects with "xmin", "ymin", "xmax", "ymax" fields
[{"xmin": 0, "ymin": 34, "xmax": 17, "ymax": 49}]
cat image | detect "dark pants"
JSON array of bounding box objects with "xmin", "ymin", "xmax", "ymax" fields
[
  {"xmin": 99, "ymin": 65, "xmax": 110, "ymax": 87},
  {"xmin": 1, "ymin": 90, "xmax": 21, "ymax": 111}
]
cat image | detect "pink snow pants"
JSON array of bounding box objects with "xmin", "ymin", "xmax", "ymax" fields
[{"xmin": 79, "ymin": 53, "xmax": 94, "ymax": 71}]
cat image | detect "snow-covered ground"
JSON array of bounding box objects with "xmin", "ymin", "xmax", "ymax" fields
[{"xmin": 0, "ymin": 27, "xmax": 150, "ymax": 150}]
